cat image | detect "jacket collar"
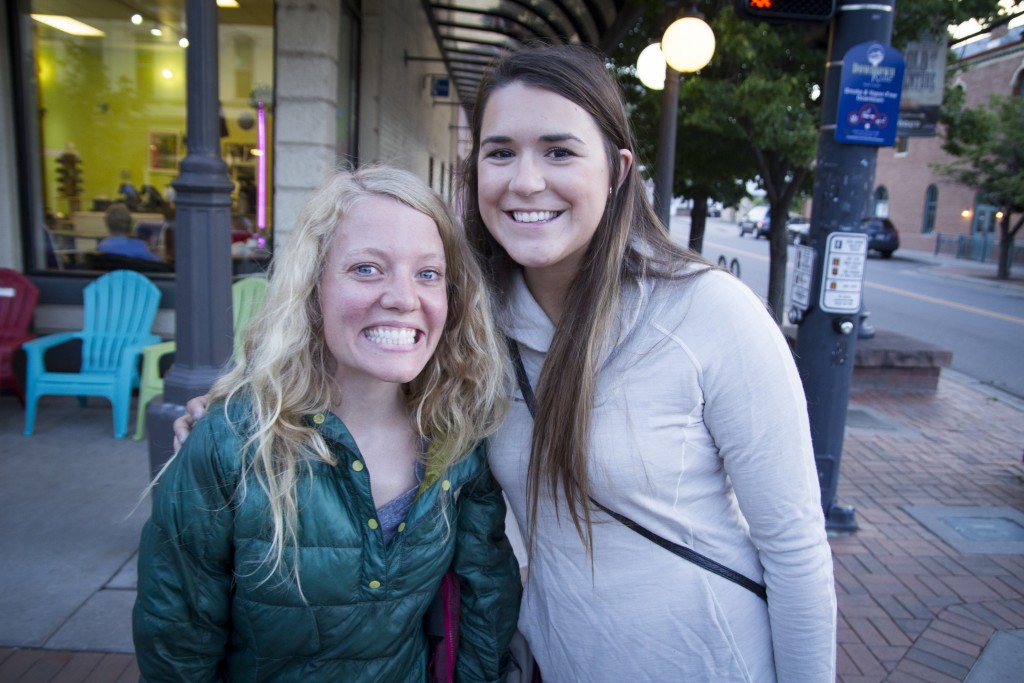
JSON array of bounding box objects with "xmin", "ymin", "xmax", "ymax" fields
[{"xmin": 501, "ymin": 268, "xmax": 650, "ymax": 370}]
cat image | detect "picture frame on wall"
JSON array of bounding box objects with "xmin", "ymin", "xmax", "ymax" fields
[{"xmin": 149, "ymin": 131, "xmax": 179, "ymax": 171}]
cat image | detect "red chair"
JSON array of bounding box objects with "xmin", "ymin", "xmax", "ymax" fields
[{"xmin": 0, "ymin": 268, "xmax": 40, "ymax": 405}]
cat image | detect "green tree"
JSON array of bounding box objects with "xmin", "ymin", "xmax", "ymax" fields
[
  {"xmin": 613, "ymin": 0, "xmax": 1015, "ymax": 322},
  {"xmin": 933, "ymin": 91, "xmax": 1024, "ymax": 278}
]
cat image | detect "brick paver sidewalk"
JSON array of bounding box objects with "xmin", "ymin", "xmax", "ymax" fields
[
  {"xmin": 1, "ymin": 376, "xmax": 1022, "ymax": 682},
  {"xmin": 836, "ymin": 379, "xmax": 1024, "ymax": 682}
]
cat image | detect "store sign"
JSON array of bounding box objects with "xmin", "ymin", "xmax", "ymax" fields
[
  {"xmin": 430, "ymin": 76, "xmax": 450, "ymax": 98},
  {"xmin": 836, "ymin": 42, "xmax": 905, "ymax": 147},
  {"xmin": 897, "ymin": 35, "xmax": 947, "ymax": 137}
]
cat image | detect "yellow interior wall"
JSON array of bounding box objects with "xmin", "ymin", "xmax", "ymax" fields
[{"xmin": 37, "ymin": 29, "xmax": 271, "ymax": 227}]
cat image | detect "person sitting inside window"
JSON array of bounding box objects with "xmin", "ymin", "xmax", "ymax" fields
[{"xmin": 98, "ymin": 203, "xmax": 163, "ymax": 262}]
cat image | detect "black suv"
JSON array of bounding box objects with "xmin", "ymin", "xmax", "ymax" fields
[{"xmin": 860, "ymin": 217, "xmax": 900, "ymax": 258}]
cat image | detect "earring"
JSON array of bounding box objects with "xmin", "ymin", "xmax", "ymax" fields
[{"xmin": 609, "ymin": 186, "xmax": 614, "ymax": 196}]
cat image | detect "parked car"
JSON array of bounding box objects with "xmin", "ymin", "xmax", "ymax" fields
[
  {"xmin": 861, "ymin": 216, "xmax": 900, "ymax": 258},
  {"xmin": 738, "ymin": 205, "xmax": 770, "ymax": 238},
  {"xmin": 786, "ymin": 215, "xmax": 811, "ymax": 244}
]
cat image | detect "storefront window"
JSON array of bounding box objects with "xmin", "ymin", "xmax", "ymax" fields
[{"xmin": 25, "ymin": 0, "xmax": 274, "ymax": 275}]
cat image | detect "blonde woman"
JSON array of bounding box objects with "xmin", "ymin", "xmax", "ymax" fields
[{"xmin": 134, "ymin": 166, "xmax": 522, "ymax": 681}]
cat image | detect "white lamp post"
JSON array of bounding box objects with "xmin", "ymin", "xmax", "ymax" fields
[
  {"xmin": 640, "ymin": 5, "xmax": 715, "ymax": 230},
  {"xmin": 637, "ymin": 42, "xmax": 667, "ymax": 90},
  {"xmin": 662, "ymin": 15, "xmax": 716, "ymax": 73}
]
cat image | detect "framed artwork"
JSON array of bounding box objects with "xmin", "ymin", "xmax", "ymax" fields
[{"xmin": 148, "ymin": 131, "xmax": 179, "ymax": 171}]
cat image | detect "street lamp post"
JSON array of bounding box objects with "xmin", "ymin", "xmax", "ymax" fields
[
  {"xmin": 146, "ymin": 0, "xmax": 235, "ymax": 479},
  {"xmin": 638, "ymin": 5, "xmax": 716, "ymax": 230}
]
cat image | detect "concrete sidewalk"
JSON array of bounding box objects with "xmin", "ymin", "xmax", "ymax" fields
[{"xmin": 1, "ymin": 348, "xmax": 1023, "ymax": 681}]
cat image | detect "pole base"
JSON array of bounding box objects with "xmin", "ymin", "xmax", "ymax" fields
[{"xmin": 825, "ymin": 504, "xmax": 859, "ymax": 534}]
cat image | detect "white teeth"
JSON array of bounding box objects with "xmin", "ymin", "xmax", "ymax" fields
[
  {"xmin": 512, "ymin": 211, "xmax": 559, "ymax": 223},
  {"xmin": 365, "ymin": 327, "xmax": 417, "ymax": 345}
]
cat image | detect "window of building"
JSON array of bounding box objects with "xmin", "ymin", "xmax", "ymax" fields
[
  {"xmin": 17, "ymin": 1, "xmax": 275, "ymax": 276},
  {"xmin": 336, "ymin": 2, "xmax": 360, "ymax": 167},
  {"xmin": 922, "ymin": 184, "xmax": 938, "ymax": 234},
  {"xmin": 873, "ymin": 186, "xmax": 889, "ymax": 217},
  {"xmin": 972, "ymin": 194, "xmax": 999, "ymax": 234}
]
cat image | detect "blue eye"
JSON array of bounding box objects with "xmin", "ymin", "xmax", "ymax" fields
[
  {"xmin": 353, "ymin": 264, "xmax": 379, "ymax": 276},
  {"xmin": 485, "ymin": 149, "xmax": 513, "ymax": 160},
  {"xmin": 419, "ymin": 269, "xmax": 444, "ymax": 281}
]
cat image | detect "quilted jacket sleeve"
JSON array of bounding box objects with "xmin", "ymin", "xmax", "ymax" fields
[
  {"xmin": 132, "ymin": 414, "xmax": 239, "ymax": 682},
  {"xmin": 452, "ymin": 443, "xmax": 523, "ymax": 683}
]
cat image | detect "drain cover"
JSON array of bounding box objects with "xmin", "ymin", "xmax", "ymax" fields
[
  {"xmin": 942, "ymin": 516, "xmax": 1024, "ymax": 542},
  {"xmin": 846, "ymin": 407, "xmax": 896, "ymax": 430},
  {"xmin": 902, "ymin": 505, "xmax": 1024, "ymax": 555}
]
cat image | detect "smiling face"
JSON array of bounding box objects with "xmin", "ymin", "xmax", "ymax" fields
[
  {"xmin": 477, "ymin": 83, "xmax": 632, "ymax": 289},
  {"xmin": 319, "ymin": 195, "xmax": 448, "ymax": 394}
]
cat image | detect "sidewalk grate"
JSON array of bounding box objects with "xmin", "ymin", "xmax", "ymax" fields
[
  {"xmin": 902, "ymin": 505, "xmax": 1024, "ymax": 555},
  {"xmin": 846, "ymin": 407, "xmax": 898, "ymax": 431},
  {"xmin": 943, "ymin": 515, "xmax": 1024, "ymax": 542}
]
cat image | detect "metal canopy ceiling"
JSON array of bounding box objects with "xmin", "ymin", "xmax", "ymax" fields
[{"xmin": 422, "ymin": 0, "xmax": 642, "ymax": 104}]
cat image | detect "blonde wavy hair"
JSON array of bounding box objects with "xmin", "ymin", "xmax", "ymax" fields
[{"xmin": 210, "ymin": 165, "xmax": 510, "ymax": 583}]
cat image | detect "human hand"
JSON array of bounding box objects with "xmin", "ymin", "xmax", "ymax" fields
[{"xmin": 172, "ymin": 395, "xmax": 209, "ymax": 454}]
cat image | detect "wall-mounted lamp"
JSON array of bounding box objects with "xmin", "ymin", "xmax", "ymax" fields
[
  {"xmin": 131, "ymin": 14, "xmax": 143, "ymax": 25},
  {"xmin": 961, "ymin": 209, "xmax": 972, "ymax": 219}
]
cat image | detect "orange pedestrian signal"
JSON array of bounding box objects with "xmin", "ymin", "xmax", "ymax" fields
[{"xmin": 736, "ymin": 0, "xmax": 836, "ymax": 23}]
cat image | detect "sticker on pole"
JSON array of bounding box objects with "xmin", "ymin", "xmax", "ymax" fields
[
  {"xmin": 836, "ymin": 42, "xmax": 904, "ymax": 147},
  {"xmin": 820, "ymin": 233, "xmax": 867, "ymax": 313},
  {"xmin": 791, "ymin": 245, "xmax": 815, "ymax": 311}
]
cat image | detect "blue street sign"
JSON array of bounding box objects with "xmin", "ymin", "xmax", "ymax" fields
[{"xmin": 836, "ymin": 42, "xmax": 904, "ymax": 146}]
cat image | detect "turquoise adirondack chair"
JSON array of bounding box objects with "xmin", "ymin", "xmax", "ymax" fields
[
  {"xmin": 133, "ymin": 276, "xmax": 268, "ymax": 440},
  {"xmin": 23, "ymin": 270, "xmax": 162, "ymax": 438}
]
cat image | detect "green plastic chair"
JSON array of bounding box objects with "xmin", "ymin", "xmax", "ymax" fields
[
  {"xmin": 23, "ymin": 270, "xmax": 161, "ymax": 438},
  {"xmin": 133, "ymin": 276, "xmax": 268, "ymax": 440}
]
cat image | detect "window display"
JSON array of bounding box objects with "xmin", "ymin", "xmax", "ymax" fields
[{"xmin": 26, "ymin": 0, "xmax": 275, "ymax": 275}]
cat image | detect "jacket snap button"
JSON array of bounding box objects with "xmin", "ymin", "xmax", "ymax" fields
[
  {"xmin": 312, "ymin": 413, "xmax": 325, "ymax": 424},
  {"xmin": 368, "ymin": 580, "xmax": 381, "ymax": 589},
  {"xmin": 397, "ymin": 522, "xmax": 406, "ymax": 533},
  {"xmin": 441, "ymin": 480, "xmax": 451, "ymax": 491},
  {"xmin": 368, "ymin": 519, "xmax": 379, "ymax": 530},
  {"xmin": 352, "ymin": 460, "xmax": 364, "ymax": 472}
]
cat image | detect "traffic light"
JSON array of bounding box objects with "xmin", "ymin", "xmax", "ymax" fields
[{"xmin": 735, "ymin": 0, "xmax": 836, "ymax": 24}]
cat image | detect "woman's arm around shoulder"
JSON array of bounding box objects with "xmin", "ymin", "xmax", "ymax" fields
[
  {"xmin": 133, "ymin": 407, "xmax": 242, "ymax": 682},
  {"xmin": 451, "ymin": 442, "xmax": 523, "ymax": 683}
]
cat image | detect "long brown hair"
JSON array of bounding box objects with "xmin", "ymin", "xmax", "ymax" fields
[{"xmin": 461, "ymin": 44, "xmax": 713, "ymax": 552}]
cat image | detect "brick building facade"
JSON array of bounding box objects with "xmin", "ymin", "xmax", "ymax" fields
[{"xmin": 874, "ymin": 23, "xmax": 1024, "ymax": 253}]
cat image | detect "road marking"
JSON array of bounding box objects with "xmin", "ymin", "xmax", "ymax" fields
[
  {"xmin": 703, "ymin": 237, "xmax": 1023, "ymax": 325},
  {"xmin": 867, "ymin": 281, "xmax": 1024, "ymax": 325}
]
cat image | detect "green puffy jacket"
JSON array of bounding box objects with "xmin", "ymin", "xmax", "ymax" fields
[{"xmin": 133, "ymin": 400, "xmax": 522, "ymax": 682}]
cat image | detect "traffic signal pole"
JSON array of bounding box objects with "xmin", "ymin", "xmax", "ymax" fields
[{"xmin": 794, "ymin": 0, "xmax": 895, "ymax": 531}]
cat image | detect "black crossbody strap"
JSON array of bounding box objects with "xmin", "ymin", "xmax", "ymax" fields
[{"xmin": 505, "ymin": 335, "xmax": 768, "ymax": 602}]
